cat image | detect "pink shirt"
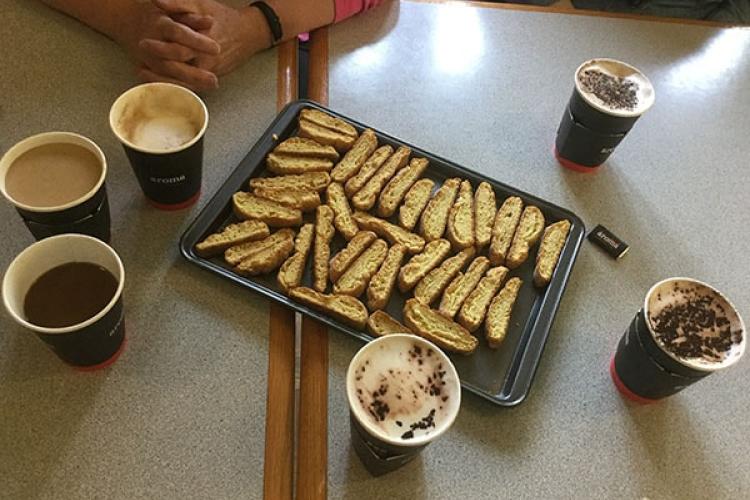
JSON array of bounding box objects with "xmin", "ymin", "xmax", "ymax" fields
[{"xmin": 334, "ymin": 0, "xmax": 384, "ymax": 22}]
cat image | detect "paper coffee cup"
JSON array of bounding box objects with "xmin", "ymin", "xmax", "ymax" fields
[
  {"xmin": 611, "ymin": 278, "xmax": 745, "ymax": 402},
  {"xmin": 346, "ymin": 334, "xmax": 461, "ymax": 475},
  {"xmin": 109, "ymin": 83, "xmax": 208, "ymax": 210},
  {"xmin": 555, "ymin": 58, "xmax": 655, "ymax": 172},
  {"xmin": 2, "ymin": 234, "xmax": 126, "ymax": 369},
  {"xmin": 0, "ymin": 132, "xmax": 111, "ymax": 241}
]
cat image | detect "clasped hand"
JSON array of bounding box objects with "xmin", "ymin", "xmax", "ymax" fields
[{"xmin": 126, "ymin": 0, "xmax": 260, "ymax": 92}]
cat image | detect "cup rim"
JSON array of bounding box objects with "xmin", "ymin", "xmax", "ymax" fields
[
  {"xmin": 346, "ymin": 333, "xmax": 462, "ymax": 447},
  {"xmin": 574, "ymin": 58, "xmax": 655, "ymax": 119},
  {"xmin": 108, "ymin": 82, "xmax": 209, "ymax": 155},
  {"xmin": 0, "ymin": 132, "xmax": 107, "ymax": 213},
  {"xmin": 2, "ymin": 234, "xmax": 125, "ymax": 335},
  {"xmin": 643, "ymin": 277, "xmax": 746, "ymax": 373}
]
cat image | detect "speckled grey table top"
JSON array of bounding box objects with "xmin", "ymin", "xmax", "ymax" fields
[
  {"xmin": 325, "ymin": 2, "xmax": 750, "ymax": 499},
  {"xmin": 0, "ymin": 1, "xmax": 278, "ymax": 498}
]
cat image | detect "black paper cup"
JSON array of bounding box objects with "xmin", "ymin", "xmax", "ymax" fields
[
  {"xmin": 0, "ymin": 132, "xmax": 111, "ymax": 241},
  {"xmin": 611, "ymin": 278, "xmax": 745, "ymax": 403},
  {"xmin": 346, "ymin": 334, "xmax": 461, "ymax": 476},
  {"xmin": 2, "ymin": 234, "xmax": 126, "ymax": 369},
  {"xmin": 109, "ymin": 83, "xmax": 208, "ymax": 210},
  {"xmin": 555, "ymin": 58, "xmax": 655, "ymax": 172}
]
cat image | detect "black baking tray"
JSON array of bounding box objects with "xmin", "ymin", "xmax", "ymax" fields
[{"xmin": 180, "ymin": 100, "xmax": 585, "ymax": 407}]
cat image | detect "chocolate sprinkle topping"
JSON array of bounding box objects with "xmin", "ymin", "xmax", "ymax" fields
[
  {"xmin": 579, "ymin": 69, "xmax": 639, "ymax": 111},
  {"xmin": 650, "ymin": 293, "xmax": 740, "ymax": 362}
]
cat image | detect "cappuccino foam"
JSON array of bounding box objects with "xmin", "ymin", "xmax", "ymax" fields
[
  {"xmin": 349, "ymin": 335, "xmax": 460, "ymax": 442},
  {"xmin": 647, "ymin": 279, "xmax": 745, "ymax": 371},
  {"xmin": 576, "ymin": 59, "xmax": 654, "ymax": 117}
]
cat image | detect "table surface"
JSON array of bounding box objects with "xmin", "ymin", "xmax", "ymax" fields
[
  {"xmin": 0, "ymin": 2, "xmax": 279, "ymax": 498},
  {"xmin": 325, "ymin": 2, "xmax": 750, "ymax": 499}
]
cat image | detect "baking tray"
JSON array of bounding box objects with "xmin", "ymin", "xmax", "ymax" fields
[{"xmin": 180, "ymin": 100, "xmax": 585, "ymax": 406}]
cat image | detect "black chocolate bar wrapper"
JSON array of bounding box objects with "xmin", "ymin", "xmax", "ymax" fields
[{"xmin": 587, "ymin": 224, "xmax": 628, "ymax": 260}]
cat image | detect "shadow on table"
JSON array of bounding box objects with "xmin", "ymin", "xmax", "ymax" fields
[
  {"xmin": 0, "ymin": 330, "xmax": 105, "ymax": 500},
  {"xmin": 622, "ymin": 397, "xmax": 723, "ymax": 496}
]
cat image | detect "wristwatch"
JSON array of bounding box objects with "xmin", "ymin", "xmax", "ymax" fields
[{"xmin": 249, "ymin": 1, "xmax": 283, "ymax": 46}]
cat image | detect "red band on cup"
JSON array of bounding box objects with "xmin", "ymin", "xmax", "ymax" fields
[
  {"xmin": 147, "ymin": 190, "xmax": 201, "ymax": 211},
  {"xmin": 554, "ymin": 147, "xmax": 601, "ymax": 174},
  {"xmin": 609, "ymin": 356, "xmax": 658, "ymax": 405},
  {"xmin": 72, "ymin": 335, "xmax": 127, "ymax": 372}
]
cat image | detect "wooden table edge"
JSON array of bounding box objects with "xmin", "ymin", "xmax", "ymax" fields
[
  {"xmin": 408, "ymin": 0, "xmax": 746, "ymax": 28},
  {"xmin": 296, "ymin": 27, "xmax": 331, "ymax": 500},
  {"xmin": 264, "ymin": 39, "xmax": 299, "ymax": 500}
]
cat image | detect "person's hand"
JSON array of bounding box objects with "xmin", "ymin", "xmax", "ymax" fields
[
  {"xmin": 120, "ymin": 2, "xmax": 222, "ymax": 91},
  {"xmin": 148, "ymin": 0, "xmax": 269, "ymax": 79}
]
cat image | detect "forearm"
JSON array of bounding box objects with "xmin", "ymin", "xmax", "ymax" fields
[
  {"xmin": 40, "ymin": 0, "xmax": 140, "ymax": 45},
  {"xmin": 265, "ymin": 0, "xmax": 335, "ymax": 42}
]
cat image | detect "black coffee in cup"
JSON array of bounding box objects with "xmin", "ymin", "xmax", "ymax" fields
[
  {"xmin": 2, "ymin": 234, "xmax": 126, "ymax": 369},
  {"xmin": 555, "ymin": 58, "xmax": 655, "ymax": 172},
  {"xmin": 24, "ymin": 262, "xmax": 118, "ymax": 328},
  {"xmin": 109, "ymin": 83, "xmax": 208, "ymax": 210},
  {"xmin": 611, "ymin": 278, "xmax": 745, "ymax": 403},
  {"xmin": 0, "ymin": 132, "xmax": 111, "ymax": 241}
]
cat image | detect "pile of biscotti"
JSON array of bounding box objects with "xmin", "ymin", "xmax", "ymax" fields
[{"xmin": 196, "ymin": 109, "xmax": 571, "ymax": 354}]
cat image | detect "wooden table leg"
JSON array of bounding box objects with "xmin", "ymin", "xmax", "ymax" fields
[
  {"xmin": 264, "ymin": 39, "xmax": 298, "ymax": 500},
  {"xmin": 296, "ymin": 27, "xmax": 330, "ymax": 500}
]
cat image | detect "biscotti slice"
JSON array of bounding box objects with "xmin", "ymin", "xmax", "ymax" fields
[
  {"xmin": 506, "ymin": 206, "xmax": 545, "ymax": 269},
  {"xmin": 446, "ymin": 179, "xmax": 475, "ymax": 250},
  {"xmin": 367, "ymin": 310, "xmax": 412, "ymax": 337},
  {"xmin": 419, "ymin": 177, "xmax": 460, "ymax": 242},
  {"xmin": 413, "ymin": 247, "xmax": 475, "ymax": 306},
  {"xmin": 312, "ymin": 205, "xmax": 335, "ymax": 292},
  {"xmin": 376, "ymin": 156, "xmax": 428, "ymax": 217},
  {"xmin": 330, "ymin": 129, "xmax": 378, "ymax": 183},
  {"xmin": 272, "ymin": 136, "xmax": 339, "ymax": 161},
  {"xmin": 277, "ymin": 223, "xmax": 315, "ymax": 293},
  {"xmin": 399, "ymin": 178, "xmax": 435, "ymax": 231},
  {"xmin": 403, "ymin": 299, "xmax": 478, "ymax": 354},
  {"xmin": 330, "ymin": 231, "xmax": 378, "ymax": 282},
  {"xmin": 333, "ymin": 239, "xmax": 389, "ymax": 297},
  {"xmin": 225, "ymin": 228, "xmax": 295, "ymax": 266},
  {"xmin": 352, "ymin": 146, "xmax": 411, "ymax": 211},
  {"xmin": 289, "ymin": 287, "xmax": 368, "ymax": 329},
  {"xmin": 485, "ymin": 277, "xmax": 523, "ymax": 348},
  {"xmin": 232, "ymin": 192, "xmax": 302, "ymax": 227},
  {"xmin": 474, "ymin": 182, "xmax": 496, "ymax": 250},
  {"xmin": 345, "ymin": 145, "xmax": 393, "ymax": 197},
  {"xmin": 397, "ymin": 239, "xmax": 451, "ymax": 292},
  {"xmin": 366, "ymin": 244, "xmax": 407, "ymax": 311},
  {"xmin": 456, "ymin": 266, "xmax": 509, "ymax": 332},
  {"xmin": 253, "ymin": 187, "xmax": 320, "ymax": 212},
  {"xmin": 266, "ymin": 153, "xmax": 333, "ymax": 175},
  {"xmin": 489, "ymin": 196, "xmax": 523, "ymax": 265},
  {"xmin": 533, "ymin": 219, "xmax": 571, "ymax": 287},
  {"xmin": 352, "ymin": 211, "xmax": 425, "ymax": 254},
  {"xmin": 249, "ymin": 172, "xmax": 330, "ymax": 192},
  {"xmin": 438, "ymin": 256, "xmax": 491, "ymax": 319},
  {"xmin": 195, "ymin": 220, "xmax": 270, "ymax": 258}
]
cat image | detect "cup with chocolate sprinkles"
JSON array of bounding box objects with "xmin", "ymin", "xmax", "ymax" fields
[
  {"xmin": 555, "ymin": 58, "xmax": 655, "ymax": 173},
  {"xmin": 346, "ymin": 334, "xmax": 461, "ymax": 476},
  {"xmin": 611, "ymin": 278, "xmax": 745, "ymax": 403}
]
